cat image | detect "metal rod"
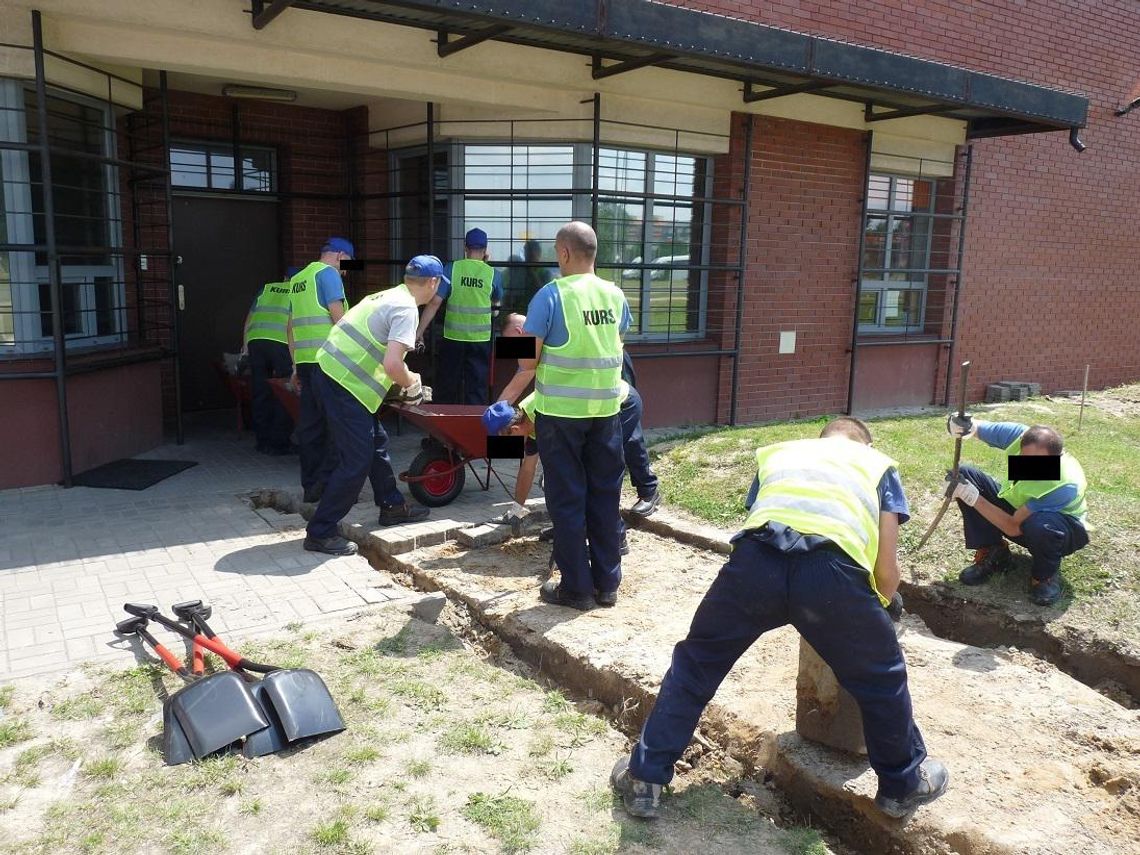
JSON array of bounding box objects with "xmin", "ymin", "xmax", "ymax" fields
[
  {"xmin": 33, "ymin": 11, "xmax": 74, "ymax": 487},
  {"xmin": 128, "ymin": 112, "xmax": 145, "ymax": 344},
  {"xmin": 1078, "ymin": 364, "xmax": 1090, "ymax": 431},
  {"xmin": 591, "ymin": 52, "xmax": 674, "ymax": 80},
  {"xmin": 943, "ymin": 144, "xmax": 974, "ymax": 407},
  {"xmin": 426, "ymin": 102, "xmax": 435, "ymax": 254},
  {"xmin": 232, "ymin": 103, "xmax": 242, "ymax": 193},
  {"xmin": 437, "ymin": 25, "xmax": 511, "ymax": 58},
  {"xmin": 160, "ymin": 71, "xmax": 184, "ymax": 444},
  {"xmin": 729, "ymin": 114, "xmax": 754, "ymax": 426},
  {"xmin": 743, "ymin": 80, "xmax": 832, "ymax": 103},
  {"xmin": 864, "ymin": 102, "xmax": 962, "ymax": 122},
  {"xmin": 590, "ymin": 93, "xmax": 600, "ymax": 230},
  {"xmin": 845, "ymin": 131, "xmax": 874, "ymax": 415}
]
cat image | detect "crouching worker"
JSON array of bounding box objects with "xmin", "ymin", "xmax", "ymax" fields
[
  {"xmin": 944, "ymin": 417, "xmax": 1089, "ymax": 606},
  {"xmin": 303, "ymin": 256, "xmax": 444, "ymax": 556},
  {"xmin": 610, "ymin": 417, "xmax": 948, "ymax": 820},
  {"xmin": 482, "ymin": 378, "xmax": 653, "ymax": 556}
]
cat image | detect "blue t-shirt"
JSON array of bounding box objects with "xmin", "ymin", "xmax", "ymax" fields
[
  {"xmin": 735, "ymin": 467, "xmax": 910, "ymax": 551},
  {"xmin": 315, "ymin": 265, "xmax": 346, "ymax": 311},
  {"xmin": 976, "ymin": 421, "xmax": 1078, "ymax": 514},
  {"xmin": 523, "ymin": 280, "xmax": 632, "ymax": 346},
  {"xmin": 439, "ymin": 263, "xmax": 504, "ymax": 303}
]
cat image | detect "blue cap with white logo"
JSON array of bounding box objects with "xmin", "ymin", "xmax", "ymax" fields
[
  {"xmin": 322, "ymin": 237, "xmax": 355, "ymax": 258},
  {"xmin": 405, "ymin": 254, "xmax": 449, "ymax": 285},
  {"xmin": 465, "ymin": 228, "xmax": 488, "ymax": 248},
  {"xmin": 482, "ymin": 401, "xmax": 516, "ymax": 435}
]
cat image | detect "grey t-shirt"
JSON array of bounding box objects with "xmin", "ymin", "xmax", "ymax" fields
[{"xmin": 365, "ymin": 287, "xmax": 418, "ymax": 353}]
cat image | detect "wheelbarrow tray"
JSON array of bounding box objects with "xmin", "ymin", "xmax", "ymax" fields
[
  {"xmin": 387, "ymin": 403, "xmax": 489, "ymax": 459},
  {"xmin": 267, "ymin": 377, "xmax": 301, "ymax": 424}
]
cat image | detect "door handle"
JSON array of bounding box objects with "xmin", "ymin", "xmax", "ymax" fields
[{"xmin": 178, "ymin": 284, "xmax": 185, "ymax": 310}]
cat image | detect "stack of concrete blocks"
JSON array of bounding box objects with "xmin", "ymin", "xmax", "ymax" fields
[{"xmin": 985, "ymin": 380, "xmax": 1040, "ymax": 403}]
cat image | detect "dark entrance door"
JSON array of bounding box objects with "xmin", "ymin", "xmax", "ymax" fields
[{"xmin": 172, "ymin": 196, "xmax": 280, "ymax": 411}]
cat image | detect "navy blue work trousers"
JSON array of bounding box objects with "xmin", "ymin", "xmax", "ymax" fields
[
  {"xmin": 247, "ymin": 339, "xmax": 294, "ymax": 452},
  {"xmin": 296, "ymin": 363, "xmax": 336, "ymax": 493},
  {"xmin": 306, "ymin": 369, "xmax": 405, "ymax": 540},
  {"xmin": 536, "ymin": 412, "xmax": 625, "ymax": 597},
  {"xmin": 618, "ymin": 386, "xmax": 658, "ymax": 499},
  {"xmin": 956, "ymin": 465, "xmax": 1089, "ymax": 580},
  {"xmin": 629, "ymin": 533, "xmax": 927, "ymax": 800},
  {"xmin": 436, "ymin": 337, "xmax": 491, "ymax": 405}
]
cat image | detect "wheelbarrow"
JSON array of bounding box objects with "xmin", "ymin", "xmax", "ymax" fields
[
  {"xmin": 268, "ymin": 377, "xmax": 301, "ymax": 423},
  {"xmin": 385, "ymin": 401, "xmax": 512, "ymax": 508}
]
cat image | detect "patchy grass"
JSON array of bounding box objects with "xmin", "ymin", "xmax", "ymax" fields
[
  {"xmin": 50, "ymin": 691, "xmax": 105, "ymax": 721},
  {"xmin": 310, "ymin": 817, "xmax": 351, "ymax": 847},
  {"xmin": 83, "ymin": 756, "xmax": 122, "ymax": 780},
  {"xmin": 406, "ymin": 758, "xmax": 432, "ymax": 778},
  {"xmin": 344, "ymin": 745, "xmax": 381, "ymax": 765},
  {"xmin": 440, "ymin": 721, "xmax": 501, "ymax": 755},
  {"xmin": 408, "ymin": 795, "xmax": 441, "ymax": 833},
  {"xmin": 0, "ymin": 685, "xmax": 15, "ymax": 710},
  {"xmin": 462, "ymin": 792, "xmax": 542, "ymax": 853},
  {"xmin": 0, "ymin": 718, "xmax": 34, "ymax": 749},
  {"xmin": 782, "ymin": 826, "xmax": 830, "ymax": 855},
  {"xmin": 653, "ymin": 386, "xmax": 1140, "ymax": 623}
]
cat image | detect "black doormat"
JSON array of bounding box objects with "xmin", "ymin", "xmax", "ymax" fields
[{"xmin": 72, "ymin": 459, "xmax": 198, "ymax": 491}]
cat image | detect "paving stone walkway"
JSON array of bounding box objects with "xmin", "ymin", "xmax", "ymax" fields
[{"xmin": 0, "ymin": 417, "xmax": 533, "ymax": 680}]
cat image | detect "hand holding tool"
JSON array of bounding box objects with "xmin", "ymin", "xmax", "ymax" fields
[
  {"xmin": 943, "ymin": 472, "xmax": 979, "ymax": 507},
  {"xmin": 913, "ymin": 361, "xmax": 971, "ymax": 552},
  {"xmin": 945, "ymin": 412, "xmax": 976, "ymax": 439}
]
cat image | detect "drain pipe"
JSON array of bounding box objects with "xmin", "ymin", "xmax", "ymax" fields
[{"xmin": 1069, "ymin": 127, "xmax": 1087, "ymax": 153}]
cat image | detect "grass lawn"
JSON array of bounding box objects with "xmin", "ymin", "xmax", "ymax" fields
[{"xmin": 648, "ymin": 384, "xmax": 1140, "ymax": 632}]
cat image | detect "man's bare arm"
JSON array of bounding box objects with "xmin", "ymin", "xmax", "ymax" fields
[
  {"xmin": 873, "ymin": 511, "xmax": 901, "ymax": 601},
  {"xmin": 498, "ymin": 336, "xmax": 543, "ymax": 404}
]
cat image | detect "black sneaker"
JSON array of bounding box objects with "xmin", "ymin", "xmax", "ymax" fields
[
  {"xmin": 1030, "ymin": 574, "xmax": 1062, "ymax": 606},
  {"xmin": 619, "ymin": 532, "xmax": 630, "ymax": 555},
  {"xmin": 539, "ymin": 526, "xmax": 555, "ymax": 543},
  {"xmin": 303, "ymin": 535, "xmax": 358, "ymax": 556},
  {"xmin": 595, "ymin": 589, "xmax": 618, "ymax": 608},
  {"xmin": 874, "ymin": 758, "xmax": 949, "ymax": 819},
  {"xmin": 630, "ymin": 491, "xmax": 660, "ymax": 518},
  {"xmin": 959, "ymin": 544, "xmax": 1012, "ymax": 585},
  {"xmin": 378, "ymin": 503, "xmax": 430, "ymax": 527},
  {"xmin": 539, "ymin": 580, "xmax": 595, "ymax": 611},
  {"xmin": 610, "ymin": 758, "xmax": 661, "ymax": 819},
  {"xmin": 302, "ymin": 484, "xmax": 324, "ymax": 504}
]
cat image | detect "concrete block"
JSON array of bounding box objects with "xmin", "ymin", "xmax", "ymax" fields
[
  {"xmin": 372, "ymin": 529, "xmax": 415, "ymax": 555},
  {"xmin": 795, "ymin": 638, "xmax": 867, "ymax": 756},
  {"xmin": 410, "ymin": 592, "xmax": 447, "ymax": 624},
  {"xmin": 456, "ymin": 524, "xmax": 510, "ymax": 548}
]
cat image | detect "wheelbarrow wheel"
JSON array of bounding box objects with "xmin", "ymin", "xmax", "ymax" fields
[{"xmin": 407, "ymin": 448, "xmax": 466, "ymax": 507}]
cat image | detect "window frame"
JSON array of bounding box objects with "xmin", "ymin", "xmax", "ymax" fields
[
  {"xmin": 0, "ymin": 78, "xmax": 125, "ymax": 355},
  {"xmin": 858, "ymin": 172, "xmax": 936, "ymax": 335},
  {"xmin": 169, "ymin": 139, "xmax": 278, "ymax": 194}
]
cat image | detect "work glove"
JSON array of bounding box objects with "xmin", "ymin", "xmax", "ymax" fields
[
  {"xmin": 421, "ymin": 385, "xmax": 433, "ymax": 403},
  {"xmin": 506, "ymin": 502, "xmax": 529, "ymax": 521},
  {"xmin": 886, "ymin": 591, "xmax": 904, "ymax": 623},
  {"xmin": 401, "ymin": 374, "xmax": 424, "ymax": 405},
  {"xmin": 946, "ymin": 412, "xmax": 976, "ymax": 439},
  {"xmin": 944, "ymin": 472, "xmax": 979, "ymax": 507},
  {"xmin": 415, "ymin": 338, "xmax": 426, "ymax": 354}
]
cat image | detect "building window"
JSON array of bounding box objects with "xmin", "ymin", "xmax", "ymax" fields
[
  {"xmin": 0, "ymin": 79, "xmax": 124, "ymax": 354},
  {"xmin": 454, "ymin": 143, "xmax": 711, "ymax": 341},
  {"xmin": 859, "ymin": 173, "xmax": 935, "ymax": 333},
  {"xmin": 170, "ymin": 141, "xmax": 276, "ymax": 192}
]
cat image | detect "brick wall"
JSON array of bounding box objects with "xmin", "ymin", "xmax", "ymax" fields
[{"xmin": 663, "ymin": 0, "xmax": 1140, "ymax": 402}]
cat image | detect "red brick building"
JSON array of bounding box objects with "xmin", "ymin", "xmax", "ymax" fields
[{"xmin": 1, "ymin": 0, "xmax": 1132, "ymax": 488}]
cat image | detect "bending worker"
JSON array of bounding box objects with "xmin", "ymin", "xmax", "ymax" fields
[
  {"xmin": 302, "ymin": 255, "xmax": 442, "ymax": 556},
  {"xmin": 610, "ymin": 417, "xmax": 947, "ymax": 821},
  {"xmin": 287, "ymin": 238, "xmax": 354, "ymax": 504},
  {"xmin": 414, "ymin": 228, "xmax": 502, "ymax": 404},
  {"xmin": 243, "ymin": 266, "xmax": 300, "ymax": 455},
  {"xmin": 498, "ymin": 314, "xmax": 658, "ymax": 518},
  {"xmin": 515, "ymin": 221, "xmax": 631, "ymax": 611},
  {"xmin": 944, "ymin": 416, "xmax": 1088, "ymax": 606}
]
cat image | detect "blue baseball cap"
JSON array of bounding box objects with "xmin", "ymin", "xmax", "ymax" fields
[
  {"xmin": 482, "ymin": 401, "xmax": 517, "ymax": 435},
  {"xmin": 322, "ymin": 237, "xmax": 355, "ymax": 258},
  {"xmin": 405, "ymin": 254, "xmax": 449, "ymax": 285},
  {"xmin": 465, "ymin": 228, "xmax": 488, "ymax": 248},
  {"xmin": 285, "ymin": 265, "xmax": 302, "ymax": 279}
]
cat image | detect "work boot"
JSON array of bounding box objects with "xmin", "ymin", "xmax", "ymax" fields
[
  {"xmin": 595, "ymin": 589, "xmax": 618, "ymax": 608},
  {"xmin": 630, "ymin": 490, "xmax": 660, "ymax": 518},
  {"xmin": 302, "ymin": 484, "xmax": 324, "ymax": 504},
  {"xmin": 1030, "ymin": 574, "xmax": 1062, "ymax": 606},
  {"xmin": 874, "ymin": 758, "xmax": 949, "ymax": 819},
  {"xmin": 539, "ymin": 580, "xmax": 595, "ymax": 611},
  {"xmin": 378, "ymin": 503, "xmax": 430, "ymax": 527},
  {"xmin": 619, "ymin": 531, "xmax": 630, "ymax": 555},
  {"xmin": 539, "ymin": 526, "xmax": 555, "ymax": 542},
  {"xmin": 610, "ymin": 758, "xmax": 661, "ymax": 819},
  {"xmin": 958, "ymin": 543, "xmax": 1012, "ymax": 585},
  {"xmin": 303, "ymin": 535, "xmax": 358, "ymax": 556}
]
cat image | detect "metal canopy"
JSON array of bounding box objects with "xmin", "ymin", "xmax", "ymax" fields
[{"xmin": 255, "ymin": 0, "xmax": 1089, "ymax": 138}]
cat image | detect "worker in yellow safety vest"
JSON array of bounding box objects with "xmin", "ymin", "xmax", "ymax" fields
[
  {"xmin": 286, "ymin": 237, "xmax": 353, "ymax": 504},
  {"xmin": 414, "ymin": 228, "xmax": 503, "ymax": 405},
  {"xmin": 242, "ymin": 266, "xmax": 300, "ymax": 455},
  {"xmin": 608, "ymin": 417, "xmax": 948, "ymax": 822},
  {"xmin": 301, "ymin": 255, "xmax": 444, "ymax": 556}
]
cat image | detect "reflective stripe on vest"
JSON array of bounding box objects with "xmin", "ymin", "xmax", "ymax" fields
[
  {"xmin": 520, "ymin": 380, "xmax": 628, "ymax": 440},
  {"xmin": 742, "ymin": 437, "xmax": 897, "ymax": 606},
  {"xmin": 533, "ymin": 273, "xmax": 626, "ymax": 418},
  {"xmin": 316, "ymin": 285, "xmax": 410, "ymax": 413},
  {"xmin": 444, "ymin": 258, "xmax": 494, "ymax": 342},
  {"xmin": 998, "ymin": 435, "xmax": 1089, "ymax": 524},
  {"xmin": 287, "ymin": 261, "xmax": 348, "ymax": 363},
  {"xmin": 244, "ymin": 281, "xmax": 292, "ymax": 346}
]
